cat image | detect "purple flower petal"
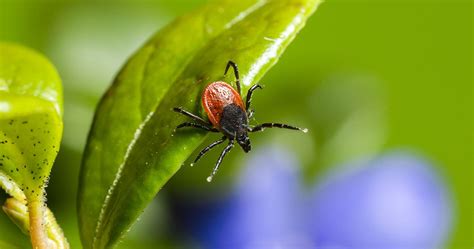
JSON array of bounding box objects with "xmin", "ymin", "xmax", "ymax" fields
[{"xmin": 308, "ymin": 152, "xmax": 453, "ymax": 249}]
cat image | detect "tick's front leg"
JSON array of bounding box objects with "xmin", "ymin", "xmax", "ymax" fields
[
  {"xmin": 191, "ymin": 136, "xmax": 227, "ymax": 166},
  {"xmin": 207, "ymin": 139, "xmax": 235, "ymax": 182}
]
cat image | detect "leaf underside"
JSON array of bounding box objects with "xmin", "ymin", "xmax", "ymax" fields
[{"xmin": 78, "ymin": 0, "xmax": 322, "ymax": 248}]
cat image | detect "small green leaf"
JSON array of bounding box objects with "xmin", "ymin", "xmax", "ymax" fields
[
  {"xmin": 78, "ymin": 0, "xmax": 322, "ymax": 248},
  {"xmin": 2, "ymin": 197, "xmax": 68, "ymax": 249},
  {"xmin": 0, "ymin": 42, "xmax": 67, "ymax": 248},
  {"xmin": 2, "ymin": 197, "xmax": 29, "ymax": 234}
]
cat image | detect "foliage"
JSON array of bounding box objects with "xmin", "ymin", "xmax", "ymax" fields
[
  {"xmin": 77, "ymin": 1, "xmax": 322, "ymax": 248},
  {"xmin": 0, "ymin": 42, "xmax": 68, "ymax": 248}
]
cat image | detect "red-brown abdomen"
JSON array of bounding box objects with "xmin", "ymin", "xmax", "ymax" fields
[{"xmin": 202, "ymin": 81, "xmax": 245, "ymax": 127}]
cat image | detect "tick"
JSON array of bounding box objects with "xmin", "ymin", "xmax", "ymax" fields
[{"xmin": 174, "ymin": 61, "xmax": 307, "ymax": 182}]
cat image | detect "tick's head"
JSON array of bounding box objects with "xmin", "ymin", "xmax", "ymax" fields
[{"xmin": 237, "ymin": 131, "xmax": 251, "ymax": 153}]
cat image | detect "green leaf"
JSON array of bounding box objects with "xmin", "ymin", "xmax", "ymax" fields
[
  {"xmin": 0, "ymin": 240, "xmax": 24, "ymax": 249},
  {"xmin": 0, "ymin": 42, "xmax": 63, "ymax": 200},
  {"xmin": 0, "ymin": 42, "xmax": 67, "ymax": 248},
  {"xmin": 78, "ymin": 0, "xmax": 322, "ymax": 248}
]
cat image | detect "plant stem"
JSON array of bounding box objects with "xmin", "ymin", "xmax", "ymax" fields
[{"xmin": 29, "ymin": 199, "xmax": 49, "ymax": 249}]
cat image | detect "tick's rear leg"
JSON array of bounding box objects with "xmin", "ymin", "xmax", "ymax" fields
[
  {"xmin": 191, "ymin": 136, "xmax": 227, "ymax": 166},
  {"xmin": 173, "ymin": 107, "xmax": 209, "ymax": 124},
  {"xmin": 207, "ymin": 139, "xmax": 235, "ymax": 182},
  {"xmin": 249, "ymin": 123, "xmax": 308, "ymax": 133},
  {"xmin": 224, "ymin": 60, "xmax": 241, "ymax": 95},
  {"xmin": 175, "ymin": 122, "xmax": 218, "ymax": 132},
  {"xmin": 246, "ymin": 84, "xmax": 262, "ymax": 113}
]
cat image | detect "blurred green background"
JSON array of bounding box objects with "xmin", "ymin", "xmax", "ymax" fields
[{"xmin": 0, "ymin": 0, "xmax": 471, "ymax": 248}]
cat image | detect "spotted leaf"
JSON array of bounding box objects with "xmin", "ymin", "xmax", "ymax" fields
[{"xmin": 0, "ymin": 42, "xmax": 67, "ymax": 249}]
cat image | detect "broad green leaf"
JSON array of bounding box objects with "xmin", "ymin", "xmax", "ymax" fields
[
  {"xmin": 0, "ymin": 240, "xmax": 23, "ymax": 249},
  {"xmin": 78, "ymin": 0, "xmax": 322, "ymax": 248},
  {"xmin": 0, "ymin": 42, "xmax": 67, "ymax": 248}
]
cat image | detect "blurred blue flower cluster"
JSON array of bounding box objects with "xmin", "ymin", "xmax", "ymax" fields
[{"xmin": 173, "ymin": 147, "xmax": 452, "ymax": 249}]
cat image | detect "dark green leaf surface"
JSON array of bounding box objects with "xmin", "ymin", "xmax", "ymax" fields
[
  {"xmin": 0, "ymin": 240, "xmax": 23, "ymax": 249},
  {"xmin": 78, "ymin": 0, "xmax": 322, "ymax": 248}
]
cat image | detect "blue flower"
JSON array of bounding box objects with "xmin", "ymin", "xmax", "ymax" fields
[
  {"xmin": 175, "ymin": 148, "xmax": 452, "ymax": 249},
  {"xmin": 309, "ymin": 152, "xmax": 452, "ymax": 249}
]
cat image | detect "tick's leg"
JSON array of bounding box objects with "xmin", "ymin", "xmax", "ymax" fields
[
  {"xmin": 191, "ymin": 136, "xmax": 227, "ymax": 166},
  {"xmin": 176, "ymin": 122, "xmax": 218, "ymax": 132},
  {"xmin": 249, "ymin": 123, "xmax": 308, "ymax": 133},
  {"xmin": 173, "ymin": 107, "xmax": 209, "ymax": 124},
  {"xmin": 224, "ymin": 60, "xmax": 241, "ymax": 95},
  {"xmin": 207, "ymin": 139, "xmax": 235, "ymax": 182},
  {"xmin": 246, "ymin": 84, "xmax": 262, "ymax": 113}
]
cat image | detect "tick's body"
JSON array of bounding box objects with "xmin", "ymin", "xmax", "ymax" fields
[
  {"xmin": 202, "ymin": 81, "xmax": 246, "ymax": 130},
  {"xmin": 174, "ymin": 61, "xmax": 306, "ymax": 182}
]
